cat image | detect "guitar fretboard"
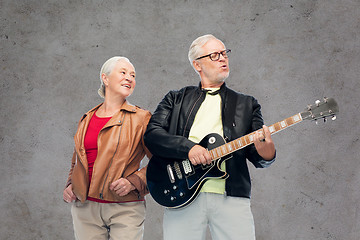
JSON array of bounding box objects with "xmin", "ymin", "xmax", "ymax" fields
[{"xmin": 209, "ymin": 113, "xmax": 303, "ymax": 160}]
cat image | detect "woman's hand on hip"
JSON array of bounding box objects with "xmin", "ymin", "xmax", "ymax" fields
[{"xmin": 63, "ymin": 184, "xmax": 77, "ymax": 203}]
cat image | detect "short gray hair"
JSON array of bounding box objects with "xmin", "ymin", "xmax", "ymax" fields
[
  {"xmin": 188, "ymin": 34, "xmax": 219, "ymax": 65},
  {"xmin": 98, "ymin": 56, "xmax": 133, "ymax": 98}
]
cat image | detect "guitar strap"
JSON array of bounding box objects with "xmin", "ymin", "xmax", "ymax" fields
[{"xmin": 168, "ymin": 87, "xmax": 187, "ymax": 135}]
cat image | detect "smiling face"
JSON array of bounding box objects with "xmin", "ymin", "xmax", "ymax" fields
[
  {"xmin": 193, "ymin": 38, "xmax": 230, "ymax": 88},
  {"xmin": 101, "ymin": 59, "xmax": 136, "ymax": 99}
]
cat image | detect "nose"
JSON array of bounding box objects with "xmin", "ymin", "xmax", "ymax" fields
[
  {"xmin": 125, "ymin": 74, "xmax": 133, "ymax": 82},
  {"xmin": 218, "ymin": 53, "xmax": 226, "ymax": 61}
]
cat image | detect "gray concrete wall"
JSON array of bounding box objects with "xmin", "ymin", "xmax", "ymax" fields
[{"xmin": 1, "ymin": 0, "xmax": 359, "ymax": 239}]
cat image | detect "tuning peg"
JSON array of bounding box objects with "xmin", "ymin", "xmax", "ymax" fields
[
  {"xmin": 323, "ymin": 97, "xmax": 328, "ymax": 102},
  {"xmin": 315, "ymin": 100, "xmax": 321, "ymax": 106},
  {"xmin": 332, "ymin": 115, "xmax": 337, "ymax": 121}
]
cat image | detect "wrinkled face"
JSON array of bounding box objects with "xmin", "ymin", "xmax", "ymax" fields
[
  {"xmin": 102, "ymin": 60, "xmax": 136, "ymax": 98},
  {"xmin": 193, "ymin": 39, "xmax": 230, "ymax": 88}
]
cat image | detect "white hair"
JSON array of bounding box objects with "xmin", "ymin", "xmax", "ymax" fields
[
  {"xmin": 188, "ymin": 34, "xmax": 219, "ymax": 64},
  {"xmin": 98, "ymin": 56, "xmax": 133, "ymax": 98}
]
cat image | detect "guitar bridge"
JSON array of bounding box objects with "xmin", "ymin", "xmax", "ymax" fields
[{"xmin": 166, "ymin": 164, "xmax": 175, "ymax": 183}]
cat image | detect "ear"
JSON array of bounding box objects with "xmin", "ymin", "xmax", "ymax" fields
[
  {"xmin": 101, "ymin": 73, "xmax": 109, "ymax": 86},
  {"xmin": 193, "ymin": 60, "xmax": 202, "ymax": 72}
]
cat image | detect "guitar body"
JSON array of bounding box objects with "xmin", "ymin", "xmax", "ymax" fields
[{"xmin": 146, "ymin": 133, "xmax": 231, "ymax": 209}]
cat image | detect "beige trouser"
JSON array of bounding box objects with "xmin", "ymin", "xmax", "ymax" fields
[
  {"xmin": 71, "ymin": 200, "xmax": 145, "ymax": 240},
  {"xmin": 163, "ymin": 193, "xmax": 256, "ymax": 240}
]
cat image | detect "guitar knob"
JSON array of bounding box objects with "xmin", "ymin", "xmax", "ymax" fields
[
  {"xmin": 179, "ymin": 192, "xmax": 185, "ymax": 198},
  {"xmin": 172, "ymin": 185, "xmax": 178, "ymax": 190},
  {"xmin": 164, "ymin": 189, "xmax": 170, "ymax": 195},
  {"xmin": 170, "ymin": 196, "xmax": 177, "ymax": 202}
]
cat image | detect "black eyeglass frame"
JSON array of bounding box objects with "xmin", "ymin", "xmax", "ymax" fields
[{"xmin": 195, "ymin": 49, "xmax": 231, "ymax": 61}]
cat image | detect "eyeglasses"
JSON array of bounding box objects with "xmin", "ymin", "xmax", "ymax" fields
[{"xmin": 195, "ymin": 49, "xmax": 231, "ymax": 61}]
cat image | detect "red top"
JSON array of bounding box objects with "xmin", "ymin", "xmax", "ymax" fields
[{"xmin": 84, "ymin": 113, "xmax": 111, "ymax": 185}]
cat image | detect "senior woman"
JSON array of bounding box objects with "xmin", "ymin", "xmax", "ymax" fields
[{"xmin": 63, "ymin": 56, "xmax": 151, "ymax": 240}]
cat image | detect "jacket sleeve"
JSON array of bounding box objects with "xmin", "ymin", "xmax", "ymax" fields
[
  {"xmin": 144, "ymin": 90, "xmax": 196, "ymax": 160},
  {"xmin": 126, "ymin": 110, "xmax": 152, "ymax": 197},
  {"xmin": 127, "ymin": 170, "xmax": 148, "ymax": 197},
  {"xmin": 246, "ymin": 97, "xmax": 276, "ymax": 168},
  {"xmin": 65, "ymin": 116, "xmax": 86, "ymax": 189},
  {"xmin": 65, "ymin": 148, "xmax": 76, "ymax": 188}
]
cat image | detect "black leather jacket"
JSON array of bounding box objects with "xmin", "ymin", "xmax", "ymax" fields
[{"xmin": 144, "ymin": 83, "xmax": 275, "ymax": 198}]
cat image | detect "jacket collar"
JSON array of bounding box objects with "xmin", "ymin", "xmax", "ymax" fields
[
  {"xmin": 197, "ymin": 81, "xmax": 227, "ymax": 94},
  {"xmin": 198, "ymin": 82, "xmax": 226, "ymax": 92},
  {"xmin": 81, "ymin": 100, "xmax": 137, "ymax": 121}
]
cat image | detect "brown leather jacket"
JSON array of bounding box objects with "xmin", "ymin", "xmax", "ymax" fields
[{"xmin": 65, "ymin": 101, "xmax": 152, "ymax": 203}]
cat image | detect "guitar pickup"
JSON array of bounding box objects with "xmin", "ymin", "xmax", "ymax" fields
[{"xmin": 182, "ymin": 159, "xmax": 193, "ymax": 175}]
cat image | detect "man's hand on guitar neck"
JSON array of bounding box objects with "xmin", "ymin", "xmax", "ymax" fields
[
  {"xmin": 188, "ymin": 145, "xmax": 212, "ymax": 166},
  {"xmin": 253, "ymin": 125, "xmax": 276, "ymax": 161}
]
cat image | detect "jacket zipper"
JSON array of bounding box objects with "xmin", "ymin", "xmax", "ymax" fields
[{"xmin": 99, "ymin": 113, "xmax": 126, "ymax": 199}]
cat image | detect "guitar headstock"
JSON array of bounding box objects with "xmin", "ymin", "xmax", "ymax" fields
[{"xmin": 300, "ymin": 97, "xmax": 339, "ymax": 122}]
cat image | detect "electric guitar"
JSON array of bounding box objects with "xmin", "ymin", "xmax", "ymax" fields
[{"xmin": 146, "ymin": 98, "xmax": 339, "ymax": 209}]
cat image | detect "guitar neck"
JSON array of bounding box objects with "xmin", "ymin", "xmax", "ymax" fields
[{"xmin": 209, "ymin": 113, "xmax": 303, "ymax": 160}]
